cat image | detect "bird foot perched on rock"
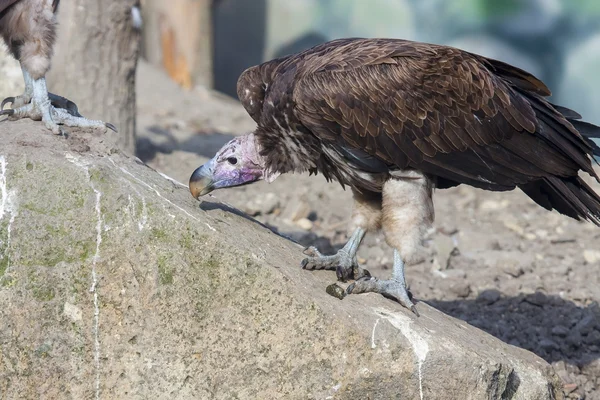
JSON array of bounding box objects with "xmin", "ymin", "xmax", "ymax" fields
[
  {"xmin": 300, "ymin": 227, "xmax": 370, "ymax": 281},
  {"xmin": 0, "ymin": 78, "xmax": 116, "ymax": 135},
  {"xmin": 301, "ymin": 245, "xmax": 371, "ymax": 282},
  {"xmin": 347, "ymin": 249, "xmax": 419, "ymax": 316}
]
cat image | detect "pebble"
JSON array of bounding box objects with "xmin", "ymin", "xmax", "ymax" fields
[
  {"xmin": 539, "ymin": 338, "xmax": 560, "ymax": 351},
  {"xmin": 449, "ymin": 281, "xmax": 471, "ymax": 298},
  {"xmin": 326, "ymin": 283, "xmax": 346, "ymax": 300},
  {"xmin": 476, "ymin": 289, "xmax": 501, "ymax": 305},
  {"xmin": 583, "ymin": 249, "xmax": 600, "ymax": 264},
  {"xmin": 295, "ymin": 218, "xmax": 313, "ymax": 231},
  {"xmin": 244, "ymin": 192, "xmax": 280, "ymax": 216},
  {"xmin": 501, "ymin": 259, "xmax": 525, "ymax": 278},
  {"xmin": 573, "ymin": 315, "xmax": 597, "ymax": 336},
  {"xmin": 551, "ymin": 325, "xmax": 570, "ymax": 338},
  {"xmin": 524, "ymin": 292, "xmax": 548, "ymax": 306}
]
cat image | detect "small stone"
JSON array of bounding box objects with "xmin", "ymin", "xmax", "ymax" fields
[
  {"xmin": 63, "ymin": 302, "xmax": 82, "ymax": 322},
  {"xmin": 243, "ymin": 192, "xmax": 280, "ymax": 216},
  {"xmin": 295, "ymin": 218, "xmax": 313, "ymax": 231},
  {"xmin": 503, "ymin": 219, "xmax": 524, "ymax": 236},
  {"xmin": 326, "ymin": 283, "xmax": 346, "ymax": 300},
  {"xmin": 551, "ymin": 325, "xmax": 569, "ymax": 338},
  {"xmin": 583, "ymin": 329, "xmax": 600, "ymax": 345},
  {"xmin": 479, "ymin": 199, "xmax": 509, "ymax": 211},
  {"xmin": 539, "ymin": 338, "xmax": 559, "ymax": 351},
  {"xmin": 524, "ymin": 292, "xmax": 548, "ymax": 306},
  {"xmin": 476, "ymin": 289, "xmax": 501, "ymax": 305},
  {"xmin": 566, "ymin": 331, "xmax": 583, "ymax": 347},
  {"xmin": 583, "ymin": 249, "xmax": 600, "ymax": 264},
  {"xmin": 524, "ymin": 233, "xmax": 537, "ymax": 241},
  {"xmin": 281, "ymin": 198, "xmax": 310, "ymax": 222},
  {"xmin": 573, "ymin": 315, "xmax": 597, "ymax": 336},
  {"xmin": 449, "ymin": 281, "xmax": 471, "ymax": 298},
  {"xmin": 501, "ymin": 259, "xmax": 524, "ymax": 278},
  {"xmin": 581, "ymin": 359, "xmax": 600, "ymax": 377}
]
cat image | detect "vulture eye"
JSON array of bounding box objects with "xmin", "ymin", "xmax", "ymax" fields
[{"xmin": 227, "ymin": 157, "xmax": 238, "ymax": 165}]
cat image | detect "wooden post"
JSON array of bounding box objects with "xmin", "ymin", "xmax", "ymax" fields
[
  {"xmin": 141, "ymin": 0, "xmax": 213, "ymax": 90},
  {"xmin": 48, "ymin": 0, "xmax": 141, "ymax": 155}
]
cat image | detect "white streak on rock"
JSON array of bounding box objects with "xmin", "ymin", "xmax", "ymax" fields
[
  {"xmin": 371, "ymin": 318, "xmax": 380, "ymax": 349},
  {"xmin": 90, "ymin": 185, "xmax": 102, "ymax": 400},
  {"xmin": 65, "ymin": 153, "xmax": 102, "ymax": 400},
  {"xmin": 158, "ymin": 171, "xmax": 187, "ymax": 188},
  {"xmin": 375, "ymin": 308, "xmax": 429, "ymax": 400},
  {"xmin": 119, "ymin": 167, "xmax": 216, "ymax": 232},
  {"xmin": 127, "ymin": 187, "xmax": 148, "ymax": 231},
  {"xmin": 0, "ymin": 155, "xmax": 18, "ymax": 275}
]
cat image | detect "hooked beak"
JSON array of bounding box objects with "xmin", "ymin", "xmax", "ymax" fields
[{"xmin": 189, "ymin": 159, "xmax": 215, "ymax": 199}]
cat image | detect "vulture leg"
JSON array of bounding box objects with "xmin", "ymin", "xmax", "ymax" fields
[
  {"xmin": 347, "ymin": 174, "xmax": 434, "ymax": 316},
  {"xmin": 301, "ymin": 188, "xmax": 380, "ymax": 281},
  {"xmin": 301, "ymin": 227, "xmax": 370, "ymax": 281},
  {"xmin": 347, "ymin": 250, "xmax": 418, "ymax": 315},
  {"xmin": 0, "ymin": 0, "xmax": 116, "ymax": 134},
  {"xmin": 1, "ymin": 77, "xmax": 116, "ymax": 134}
]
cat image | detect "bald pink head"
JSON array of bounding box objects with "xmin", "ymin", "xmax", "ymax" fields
[{"xmin": 189, "ymin": 133, "xmax": 280, "ymax": 198}]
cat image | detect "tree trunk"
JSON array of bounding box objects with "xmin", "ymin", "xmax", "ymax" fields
[
  {"xmin": 48, "ymin": 1, "xmax": 141, "ymax": 155},
  {"xmin": 141, "ymin": 0, "xmax": 213, "ymax": 90}
]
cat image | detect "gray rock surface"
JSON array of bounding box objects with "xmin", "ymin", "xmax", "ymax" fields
[{"xmin": 0, "ymin": 120, "xmax": 564, "ymax": 399}]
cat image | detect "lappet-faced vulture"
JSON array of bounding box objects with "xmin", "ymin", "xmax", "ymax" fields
[
  {"xmin": 0, "ymin": 0, "xmax": 115, "ymax": 133},
  {"xmin": 189, "ymin": 38, "xmax": 600, "ymax": 315}
]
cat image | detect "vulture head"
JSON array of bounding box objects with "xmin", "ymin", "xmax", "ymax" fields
[{"xmin": 189, "ymin": 134, "xmax": 279, "ymax": 198}]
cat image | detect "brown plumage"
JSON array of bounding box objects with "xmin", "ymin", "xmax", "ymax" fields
[
  {"xmin": 190, "ymin": 38, "xmax": 600, "ymax": 313},
  {"xmin": 0, "ymin": 0, "xmax": 114, "ymax": 133},
  {"xmin": 237, "ymin": 38, "xmax": 600, "ymax": 224},
  {"xmin": 0, "ymin": 0, "xmax": 58, "ymax": 80}
]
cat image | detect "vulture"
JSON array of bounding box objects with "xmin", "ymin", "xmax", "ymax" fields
[
  {"xmin": 189, "ymin": 38, "xmax": 600, "ymax": 315},
  {"xmin": 0, "ymin": 0, "xmax": 114, "ymax": 133}
]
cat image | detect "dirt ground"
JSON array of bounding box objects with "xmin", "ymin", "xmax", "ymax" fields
[{"xmin": 136, "ymin": 62, "xmax": 600, "ymax": 400}]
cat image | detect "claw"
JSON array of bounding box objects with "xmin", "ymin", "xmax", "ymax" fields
[
  {"xmin": 105, "ymin": 122, "xmax": 118, "ymax": 133},
  {"xmin": 1, "ymin": 97, "xmax": 14, "ymax": 111},
  {"xmin": 0, "ymin": 109, "xmax": 14, "ymax": 117},
  {"xmin": 410, "ymin": 305, "xmax": 420, "ymax": 317},
  {"xmin": 336, "ymin": 264, "xmax": 352, "ymax": 282},
  {"xmin": 300, "ymin": 258, "xmax": 310, "ymax": 269}
]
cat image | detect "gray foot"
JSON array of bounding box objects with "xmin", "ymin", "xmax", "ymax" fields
[
  {"xmin": 301, "ymin": 245, "xmax": 370, "ymax": 282},
  {"xmin": 2, "ymin": 92, "xmax": 82, "ymax": 117},
  {"xmin": 0, "ymin": 77, "xmax": 116, "ymax": 134},
  {"xmin": 347, "ymin": 277, "xmax": 418, "ymax": 316},
  {"xmin": 346, "ymin": 248, "xmax": 419, "ymax": 316}
]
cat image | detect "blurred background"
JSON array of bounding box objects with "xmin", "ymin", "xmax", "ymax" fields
[
  {"xmin": 148, "ymin": 0, "xmax": 600, "ymax": 125},
  {"xmin": 1, "ymin": 1, "xmax": 599, "ymax": 397}
]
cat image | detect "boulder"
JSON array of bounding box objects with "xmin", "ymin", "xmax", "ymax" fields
[{"xmin": 0, "ymin": 120, "xmax": 564, "ymax": 399}]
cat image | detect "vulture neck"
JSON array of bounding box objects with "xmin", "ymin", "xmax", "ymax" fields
[{"xmin": 255, "ymin": 126, "xmax": 322, "ymax": 177}]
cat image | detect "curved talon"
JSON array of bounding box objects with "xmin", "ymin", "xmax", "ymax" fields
[
  {"xmin": 105, "ymin": 122, "xmax": 118, "ymax": 133},
  {"xmin": 1, "ymin": 97, "xmax": 14, "ymax": 111},
  {"xmin": 0, "ymin": 109, "xmax": 15, "ymax": 117},
  {"xmin": 410, "ymin": 305, "xmax": 420, "ymax": 317}
]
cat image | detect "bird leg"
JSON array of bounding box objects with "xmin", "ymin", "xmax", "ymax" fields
[
  {"xmin": 301, "ymin": 227, "xmax": 370, "ymax": 281},
  {"xmin": 0, "ymin": 74, "xmax": 116, "ymax": 134},
  {"xmin": 347, "ymin": 249, "xmax": 418, "ymax": 316}
]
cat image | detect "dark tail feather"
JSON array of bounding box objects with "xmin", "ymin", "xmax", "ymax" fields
[
  {"xmin": 570, "ymin": 120, "xmax": 600, "ymax": 159},
  {"xmin": 550, "ymin": 102, "xmax": 600, "ymax": 159},
  {"xmin": 520, "ymin": 176, "xmax": 600, "ymax": 226}
]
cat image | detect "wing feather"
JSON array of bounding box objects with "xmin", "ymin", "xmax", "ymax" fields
[{"xmin": 291, "ymin": 39, "xmax": 598, "ymax": 190}]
